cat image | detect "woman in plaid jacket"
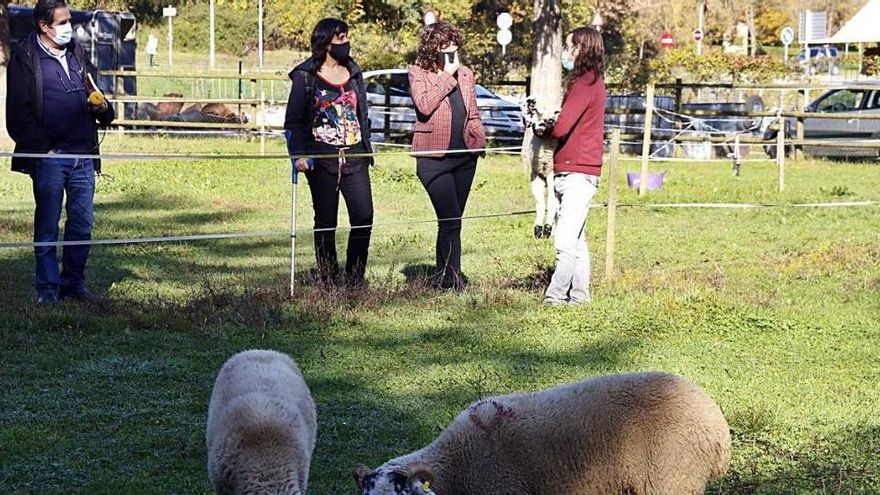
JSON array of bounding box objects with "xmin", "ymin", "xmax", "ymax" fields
[{"xmin": 409, "ymin": 22, "xmax": 486, "ymax": 292}]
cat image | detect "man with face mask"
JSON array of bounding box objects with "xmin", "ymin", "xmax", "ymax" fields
[{"xmin": 6, "ymin": 0, "xmax": 115, "ymax": 303}]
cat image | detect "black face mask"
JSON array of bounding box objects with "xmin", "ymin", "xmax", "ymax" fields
[{"xmin": 329, "ymin": 42, "xmax": 351, "ymax": 62}]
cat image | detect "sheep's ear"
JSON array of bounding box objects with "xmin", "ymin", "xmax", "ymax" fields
[
  {"xmin": 353, "ymin": 464, "xmax": 370, "ymax": 490},
  {"xmin": 403, "ymin": 461, "xmax": 435, "ymax": 485}
]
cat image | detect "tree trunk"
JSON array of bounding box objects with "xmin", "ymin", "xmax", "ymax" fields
[
  {"xmin": 747, "ymin": 2, "xmax": 757, "ymax": 58},
  {"xmin": 521, "ymin": 0, "xmax": 563, "ymax": 171},
  {"xmin": 0, "ymin": 0, "xmax": 9, "ymax": 140}
]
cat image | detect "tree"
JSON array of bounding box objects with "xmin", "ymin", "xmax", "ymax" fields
[
  {"xmin": 755, "ymin": 5, "xmax": 792, "ymax": 46},
  {"xmin": 521, "ymin": 0, "xmax": 561, "ymax": 170}
]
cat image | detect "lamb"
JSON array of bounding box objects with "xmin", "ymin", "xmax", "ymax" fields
[
  {"xmin": 522, "ymin": 95, "xmax": 561, "ymax": 239},
  {"xmin": 207, "ymin": 349, "xmax": 317, "ymax": 495},
  {"xmin": 353, "ymin": 372, "xmax": 730, "ymax": 495}
]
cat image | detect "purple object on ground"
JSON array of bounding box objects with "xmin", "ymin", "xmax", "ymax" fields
[{"xmin": 626, "ymin": 171, "xmax": 666, "ymax": 191}]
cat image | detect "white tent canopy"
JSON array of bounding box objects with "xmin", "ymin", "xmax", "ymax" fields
[{"xmin": 820, "ymin": 0, "xmax": 880, "ymax": 44}]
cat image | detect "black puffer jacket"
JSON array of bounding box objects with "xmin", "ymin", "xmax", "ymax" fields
[{"xmin": 283, "ymin": 57, "xmax": 373, "ymax": 165}]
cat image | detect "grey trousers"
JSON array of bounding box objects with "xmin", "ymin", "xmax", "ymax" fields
[{"xmin": 544, "ymin": 172, "xmax": 599, "ymax": 304}]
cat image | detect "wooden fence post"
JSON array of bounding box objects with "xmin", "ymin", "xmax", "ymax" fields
[
  {"xmin": 796, "ymin": 116, "xmax": 805, "ymax": 161},
  {"xmin": 639, "ymin": 83, "xmax": 655, "ymax": 196},
  {"xmin": 383, "ymin": 80, "xmax": 391, "ymax": 143},
  {"xmin": 796, "ymin": 89, "xmax": 805, "ymax": 160},
  {"xmin": 605, "ymin": 129, "xmax": 621, "ymax": 281},
  {"xmin": 777, "ymin": 112, "xmax": 786, "ymax": 192},
  {"xmin": 673, "ymin": 78, "xmax": 683, "ymax": 158},
  {"xmin": 259, "ymin": 81, "xmax": 266, "ymax": 154}
]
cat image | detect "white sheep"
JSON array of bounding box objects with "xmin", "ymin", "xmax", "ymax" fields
[
  {"xmin": 207, "ymin": 349, "xmax": 317, "ymax": 495},
  {"xmin": 522, "ymin": 95, "xmax": 561, "ymax": 239},
  {"xmin": 354, "ymin": 372, "xmax": 730, "ymax": 495}
]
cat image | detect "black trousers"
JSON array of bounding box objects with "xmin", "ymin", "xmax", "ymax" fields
[
  {"xmin": 304, "ymin": 161, "xmax": 373, "ymax": 285},
  {"xmin": 417, "ymin": 155, "xmax": 478, "ymax": 284}
]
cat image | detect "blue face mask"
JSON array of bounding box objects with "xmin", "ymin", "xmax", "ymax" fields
[{"xmin": 561, "ymin": 53, "xmax": 575, "ymax": 72}]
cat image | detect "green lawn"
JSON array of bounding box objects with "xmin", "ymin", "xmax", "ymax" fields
[{"xmin": 1, "ymin": 136, "xmax": 878, "ymax": 494}]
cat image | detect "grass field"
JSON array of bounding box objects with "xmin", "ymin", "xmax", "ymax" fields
[{"xmin": 1, "ymin": 136, "xmax": 878, "ymax": 494}]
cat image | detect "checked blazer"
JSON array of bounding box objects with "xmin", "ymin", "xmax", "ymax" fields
[{"xmin": 408, "ymin": 64, "xmax": 486, "ymax": 158}]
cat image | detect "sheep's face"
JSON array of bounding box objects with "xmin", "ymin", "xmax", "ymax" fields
[{"xmin": 353, "ymin": 463, "xmax": 436, "ymax": 495}]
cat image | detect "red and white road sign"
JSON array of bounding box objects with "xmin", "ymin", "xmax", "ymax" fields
[
  {"xmin": 692, "ymin": 29, "xmax": 703, "ymax": 42},
  {"xmin": 660, "ymin": 32, "xmax": 675, "ymax": 48}
]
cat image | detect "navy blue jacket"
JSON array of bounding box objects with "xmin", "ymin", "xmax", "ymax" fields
[{"xmin": 6, "ymin": 33, "xmax": 115, "ymax": 174}]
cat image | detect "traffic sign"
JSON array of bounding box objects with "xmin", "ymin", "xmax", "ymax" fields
[
  {"xmin": 497, "ymin": 12, "xmax": 513, "ymax": 30},
  {"xmin": 497, "ymin": 29, "xmax": 512, "ymax": 46},
  {"xmin": 780, "ymin": 26, "xmax": 794, "ymax": 62},
  {"xmin": 163, "ymin": 6, "xmax": 177, "ymax": 17},
  {"xmin": 692, "ymin": 29, "xmax": 703, "ymax": 43},
  {"xmin": 660, "ymin": 32, "xmax": 675, "ymax": 49},
  {"xmin": 780, "ymin": 26, "xmax": 794, "ymax": 45}
]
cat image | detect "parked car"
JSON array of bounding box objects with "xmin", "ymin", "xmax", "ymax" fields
[
  {"xmin": 764, "ymin": 82, "xmax": 880, "ymax": 159},
  {"xmin": 363, "ymin": 68, "xmax": 523, "ymax": 143},
  {"xmin": 797, "ymin": 46, "xmax": 841, "ymax": 76}
]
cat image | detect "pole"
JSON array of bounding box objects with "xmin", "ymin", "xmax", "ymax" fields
[
  {"xmin": 639, "ymin": 83, "xmax": 655, "ymax": 196},
  {"xmin": 290, "ymin": 170, "xmax": 297, "ymax": 298},
  {"xmin": 258, "ymin": 0, "xmax": 264, "ymax": 70},
  {"xmin": 673, "ymin": 78, "xmax": 683, "ymax": 158},
  {"xmin": 697, "ymin": 0, "xmax": 705, "ymax": 56},
  {"xmin": 776, "ymin": 112, "xmax": 785, "ymax": 192},
  {"xmin": 209, "ymin": 0, "xmax": 215, "ymax": 69},
  {"xmin": 605, "ymin": 129, "xmax": 620, "ymax": 281},
  {"xmin": 732, "ymin": 134, "xmax": 741, "ymax": 176},
  {"xmin": 858, "ymin": 43, "xmax": 864, "ymax": 81},
  {"xmin": 260, "ymin": 85, "xmax": 266, "ymax": 154},
  {"xmin": 237, "ymin": 61, "xmax": 243, "ymax": 116},
  {"xmin": 167, "ymin": 14, "xmax": 173, "ymax": 69},
  {"xmin": 383, "ymin": 80, "xmax": 391, "ymax": 142},
  {"xmin": 796, "ymin": 89, "xmax": 806, "ymax": 161}
]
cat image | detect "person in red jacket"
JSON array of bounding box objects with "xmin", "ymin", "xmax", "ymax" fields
[
  {"xmin": 409, "ymin": 22, "xmax": 486, "ymax": 292},
  {"xmin": 543, "ymin": 26, "xmax": 606, "ymax": 304}
]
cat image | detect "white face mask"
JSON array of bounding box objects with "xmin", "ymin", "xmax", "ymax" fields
[{"xmin": 51, "ymin": 23, "xmax": 73, "ymax": 46}]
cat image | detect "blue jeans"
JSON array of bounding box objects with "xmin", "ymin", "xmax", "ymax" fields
[{"xmin": 31, "ymin": 154, "xmax": 95, "ymax": 297}]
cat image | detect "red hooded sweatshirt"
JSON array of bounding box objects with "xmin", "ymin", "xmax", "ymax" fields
[{"xmin": 551, "ymin": 71, "xmax": 606, "ymax": 176}]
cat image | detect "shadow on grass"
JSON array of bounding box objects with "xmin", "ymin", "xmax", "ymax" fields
[
  {"xmin": 400, "ymin": 263, "xmax": 435, "ymax": 285},
  {"xmin": 502, "ymin": 262, "xmax": 555, "ymax": 292}
]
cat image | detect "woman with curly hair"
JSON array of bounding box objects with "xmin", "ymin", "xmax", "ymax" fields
[
  {"xmin": 409, "ymin": 22, "xmax": 486, "ymax": 292},
  {"xmin": 543, "ymin": 26, "xmax": 606, "ymax": 304}
]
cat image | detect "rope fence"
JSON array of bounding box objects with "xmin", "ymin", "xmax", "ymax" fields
[
  {"xmin": 5, "ymin": 75, "xmax": 880, "ymax": 295},
  {"xmin": 3, "ymin": 135, "xmax": 879, "ymax": 297}
]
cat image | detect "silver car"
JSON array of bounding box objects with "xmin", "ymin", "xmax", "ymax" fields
[
  {"xmin": 363, "ymin": 68, "xmax": 523, "ymax": 143},
  {"xmin": 765, "ymin": 82, "xmax": 880, "ymax": 159}
]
